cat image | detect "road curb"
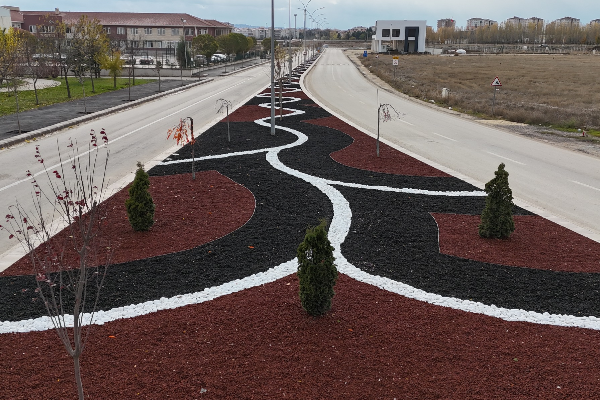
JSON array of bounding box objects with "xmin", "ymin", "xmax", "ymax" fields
[{"xmin": 0, "ymin": 78, "xmax": 214, "ymax": 149}]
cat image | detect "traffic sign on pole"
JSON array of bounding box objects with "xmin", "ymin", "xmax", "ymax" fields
[{"xmin": 491, "ymin": 76, "xmax": 502, "ymax": 86}]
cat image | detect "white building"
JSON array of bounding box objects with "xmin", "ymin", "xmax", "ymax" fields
[
  {"xmin": 233, "ymin": 26, "xmax": 281, "ymax": 39},
  {"xmin": 372, "ymin": 20, "xmax": 426, "ymax": 53},
  {"xmin": 0, "ymin": 6, "xmax": 11, "ymax": 30}
]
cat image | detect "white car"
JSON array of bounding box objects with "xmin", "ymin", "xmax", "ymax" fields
[{"xmin": 211, "ymin": 54, "xmax": 227, "ymax": 62}]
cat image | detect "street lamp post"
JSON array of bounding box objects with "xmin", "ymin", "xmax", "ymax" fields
[
  {"xmin": 270, "ymin": 0, "xmax": 275, "ymax": 135},
  {"xmin": 294, "ymin": 13, "xmax": 297, "ymax": 39},
  {"xmin": 181, "ymin": 18, "xmax": 187, "ymax": 69}
]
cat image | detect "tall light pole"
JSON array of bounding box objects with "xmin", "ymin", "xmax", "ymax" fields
[
  {"xmin": 294, "ymin": 13, "xmax": 297, "ymax": 39},
  {"xmin": 299, "ymin": 0, "xmax": 313, "ymax": 63},
  {"xmin": 270, "ymin": 0, "xmax": 275, "ymax": 135}
]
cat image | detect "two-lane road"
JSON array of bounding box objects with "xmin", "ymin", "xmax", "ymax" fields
[
  {"xmin": 304, "ymin": 48, "xmax": 600, "ymax": 240},
  {"xmin": 0, "ymin": 63, "xmax": 277, "ymax": 268}
]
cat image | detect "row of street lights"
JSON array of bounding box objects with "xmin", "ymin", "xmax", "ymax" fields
[{"xmin": 270, "ymin": 0, "xmax": 325, "ymax": 133}]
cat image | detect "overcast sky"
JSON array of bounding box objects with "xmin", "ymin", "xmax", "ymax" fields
[{"xmin": 10, "ymin": 0, "xmax": 600, "ymax": 30}]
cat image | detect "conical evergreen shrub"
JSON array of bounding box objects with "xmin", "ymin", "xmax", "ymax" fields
[
  {"xmin": 479, "ymin": 163, "xmax": 515, "ymax": 239},
  {"xmin": 125, "ymin": 162, "xmax": 155, "ymax": 231},
  {"xmin": 297, "ymin": 220, "xmax": 338, "ymax": 316}
]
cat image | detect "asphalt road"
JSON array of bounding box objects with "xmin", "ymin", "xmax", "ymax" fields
[
  {"xmin": 303, "ymin": 48, "xmax": 600, "ymax": 241},
  {"xmin": 0, "ymin": 60, "xmax": 277, "ymax": 269}
]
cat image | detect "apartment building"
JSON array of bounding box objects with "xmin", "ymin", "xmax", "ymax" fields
[
  {"xmin": 233, "ymin": 27, "xmax": 281, "ymax": 39},
  {"xmin": 553, "ymin": 16, "xmax": 580, "ymax": 27},
  {"xmin": 4, "ymin": 7, "xmax": 231, "ymax": 54},
  {"xmin": 466, "ymin": 18, "xmax": 497, "ymax": 30},
  {"xmin": 437, "ymin": 19, "xmax": 455, "ymax": 29}
]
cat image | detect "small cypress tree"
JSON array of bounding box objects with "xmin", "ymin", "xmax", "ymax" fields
[
  {"xmin": 297, "ymin": 220, "xmax": 338, "ymax": 316},
  {"xmin": 125, "ymin": 162, "xmax": 155, "ymax": 231},
  {"xmin": 479, "ymin": 163, "xmax": 515, "ymax": 239}
]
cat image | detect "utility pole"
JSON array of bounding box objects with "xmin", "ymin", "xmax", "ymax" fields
[{"xmin": 294, "ymin": 14, "xmax": 297, "ymax": 39}]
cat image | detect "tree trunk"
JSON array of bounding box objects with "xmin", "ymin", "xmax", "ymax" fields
[
  {"xmin": 90, "ymin": 70, "xmax": 95, "ymax": 93},
  {"xmin": 63, "ymin": 67, "xmax": 71, "ymax": 98},
  {"xmin": 14, "ymin": 84, "xmax": 21, "ymax": 134},
  {"xmin": 33, "ymin": 77, "xmax": 39, "ymax": 105},
  {"xmin": 113, "ymin": 74, "xmax": 117, "ymax": 89},
  {"xmin": 80, "ymin": 77, "xmax": 87, "ymax": 113},
  {"xmin": 279, "ymin": 79, "xmax": 283, "ymax": 120},
  {"xmin": 73, "ymin": 353, "xmax": 85, "ymax": 400}
]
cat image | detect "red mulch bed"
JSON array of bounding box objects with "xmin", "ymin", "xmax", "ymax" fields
[
  {"xmin": 221, "ymin": 105, "xmax": 294, "ymax": 122},
  {"xmin": 1, "ymin": 171, "xmax": 255, "ymax": 276},
  {"xmin": 5, "ymin": 89, "xmax": 600, "ymax": 399},
  {"xmin": 305, "ymin": 116, "xmax": 450, "ymax": 177},
  {"xmin": 2, "ymin": 274, "xmax": 600, "ymax": 399},
  {"xmin": 432, "ymin": 213, "xmax": 600, "ymax": 273}
]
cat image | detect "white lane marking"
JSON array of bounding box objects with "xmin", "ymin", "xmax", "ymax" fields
[
  {"xmin": 0, "ymin": 78, "xmax": 253, "ymax": 194},
  {"xmin": 572, "ymin": 180, "xmax": 600, "ymax": 192},
  {"xmin": 432, "ymin": 132, "xmax": 458, "ymax": 142},
  {"xmin": 400, "ymin": 119, "xmax": 414, "ymax": 126},
  {"xmin": 486, "ymin": 151, "xmax": 526, "ymax": 166}
]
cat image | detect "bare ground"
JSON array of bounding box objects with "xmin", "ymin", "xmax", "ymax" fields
[{"xmin": 347, "ymin": 50, "xmax": 600, "ymax": 159}]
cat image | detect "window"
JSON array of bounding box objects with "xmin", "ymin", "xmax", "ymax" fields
[
  {"xmin": 131, "ymin": 41, "xmax": 139, "ymax": 48},
  {"xmin": 200, "ymin": 29, "xmax": 207, "ymax": 35},
  {"xmin": 29, "ymin": 25, "xmax": 37, "ymax": 33},
  {"xmin": 171, "ymin": 28, "xmax": 179, "ymax": 36},
  {"xmin": 131, "ymin": 27, "xmax": 138, "ymax": 35},
  {"xmin": 381, "ymin": 29, "xmax": 390, "ymax": 37},
  {"xmin": 406, "ymin": 28, "xmax": 417, "ymax": 38},
  {"xmin": 185, "ymin": 28, "xmax": 194, "ymax": 36},
  {"xmin": 144, "ymin": 41, "xmax": 153, "ymax": 48},
  {"xmin": 155, "ymin": 41, "xmax": 162, "ymax": 48},
  {"xmin": 103, "ymin": 27, "xmax": 111, "ymax": 34},
  {"xmin": 157, "ymin": 28, "xmax": 165, "ymax": 35},
  {"xmin": 117, "ymin": 27, "xmax": 125, "ymax": 35},
  {"xmin": 144, "ymin": 27, "xmax": 152, "ymax": 35},
  {"xmin": 391, "ymin": 29, "xmax": 400, "ymax": 38}
]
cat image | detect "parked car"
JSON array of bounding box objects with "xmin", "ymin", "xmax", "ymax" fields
[
  {"xmin": 121, "ymin": 54, "xmax": 136, "ymax": 64},
  {"xmin": 211, "ymin": 54, "xmax": 227, "ymax": 62},
  {"xmin": 138, "ymin": 56, "xmax": 154, "ymax": 65}
]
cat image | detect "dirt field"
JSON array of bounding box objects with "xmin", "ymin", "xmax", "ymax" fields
[{"xmin": 360, "ymin": 53, "xmax": 600, "ymax": 131}]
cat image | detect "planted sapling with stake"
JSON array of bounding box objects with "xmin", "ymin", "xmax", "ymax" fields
[
  {"xmin": 167, "ymin": 117, "xmax": 196, "ymax": 179},
  {"xmin": 216, "ymin": 98, "xmax": 233, "ymax": 142},
  {"xmin": 1, "ymin": 129, "xmax": 111, "ymax": 400}
]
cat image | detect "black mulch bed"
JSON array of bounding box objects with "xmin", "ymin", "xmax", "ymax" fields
[
  {"xmin": 339, "ymin": 187, "xmax": 600, "ymax": 317},
  {"xmin": 2, "ymin": 59, "xmax": 600, "ymax": 323},
  {"xmin": 0, "ymin": 153, "xmax": 333, "ymax": 321}
]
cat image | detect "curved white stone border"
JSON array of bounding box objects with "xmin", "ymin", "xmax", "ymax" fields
[{"xmin": 4, "ymin": 63, "xmax": 600, "ymax": 334}]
